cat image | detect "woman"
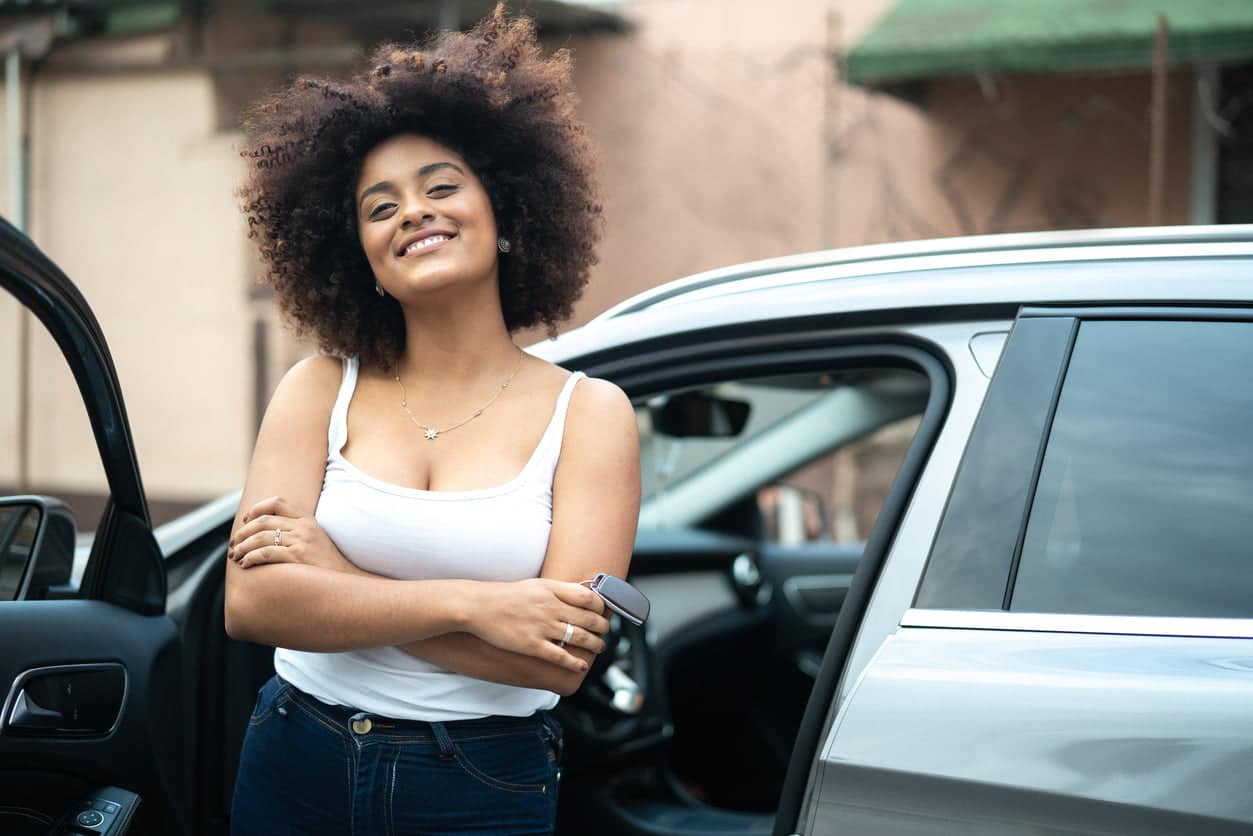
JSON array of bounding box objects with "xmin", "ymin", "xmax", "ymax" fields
[{"xmin": 223, "ymin": 8, "xmax": 640, "ymax": 834}]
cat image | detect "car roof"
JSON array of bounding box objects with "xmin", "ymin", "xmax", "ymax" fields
[
  {"xmin": 530, "ymin": 225, "xmax": 1253, "ymax": 364},
  {"xmin": 593, "ymin": 225, "xmax": 1253, "ymax": 320}
]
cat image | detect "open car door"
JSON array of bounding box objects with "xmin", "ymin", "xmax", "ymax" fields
[{"xmin": 0, "ymin": 217, "xmax": 192, "ymax": 835}]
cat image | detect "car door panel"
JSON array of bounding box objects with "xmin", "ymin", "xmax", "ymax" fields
[
  {"xmin": 813, "ymin": 627, "xmax": 1253, "ymax": 833},
  {"xmin": 0, "ymin": 602, "xmax": 187, "ymax": 833},
  {"xmin": 1, "ymin": 219, "xmax": 192, "ymax": 834},
  {"xmin": 757, "ymin": 542, "xmax": 860, "ymax": 654}
]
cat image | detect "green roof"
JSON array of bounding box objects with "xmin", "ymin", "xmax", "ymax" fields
[{"xmin": 846, "ymin": 0, "xmax": 1253, "ymax": 87}]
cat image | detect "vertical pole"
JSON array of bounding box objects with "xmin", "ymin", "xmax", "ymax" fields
[
  {"xmin": 822, "ymin": 8, "xmax": 841, "ymax": 249},
  {"xmin": 1148, "ymin": 14, "xmax": 1169, "ymax": 226},
  {"xmin": 8, "ymin": 48, "xmax": 29, "ymax": 493},
  {"xmin": 1190, "ymin": 64, "xmax": 1219, "ymax": 225},
  {"xmin": 438, "ymin": 0, "xmax": 462, "ymax": 32},
  {"xmin": 6, "ymin": 49, "xmax": 22, "ymax": 233}
]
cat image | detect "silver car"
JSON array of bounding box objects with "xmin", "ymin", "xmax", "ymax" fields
[{"xmin": 2, "ymin": 222, "xmax": 1252, "ymax": 834}]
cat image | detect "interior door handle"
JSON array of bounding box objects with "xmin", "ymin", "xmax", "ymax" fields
[
  {"xmin": 10, "ymin": 688, "xmax": 66, "ymax": 724},
  {"xmin": 2, "ymin": 663, "xmax": 127, "ymax": 738}
]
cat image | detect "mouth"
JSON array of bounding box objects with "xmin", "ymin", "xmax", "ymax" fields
[{"xmin": 396, "ymin": 231, "xmax": 456, "ymax": 258}]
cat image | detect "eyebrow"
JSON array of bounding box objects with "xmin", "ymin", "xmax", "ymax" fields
[{"xmin": 357, "ymin": 162, "xmax": 466, "ymax": 210}]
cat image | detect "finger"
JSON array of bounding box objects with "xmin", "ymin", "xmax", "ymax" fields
[
  {"xmin": 243, "ymin": 496, "xmax": 297, "ymax": 524},
  {"xmin": 248, "ymin": 528, "xmax": 287, "ymax": 553},
  {"xmin": 232, "ymin": 515, "xmax": 294, "ymax": 549},
  {"xmin": 551, "ymin": 582, "xmax": 605, "ymax": 614},
  {"xmin": 235, "ymin": 531, "xmax": 295, "ymax": 567},
  {"xmin": 536, "ymin": 640, "xmax": 590, "ymax": 673},
  {"xmin": 237, "ymin": 546, "xmax": 282, "ymax": 569},
  {"xmin": 565, "ymin": 608, "xmax": 611, "ymax": 637},
  {"xmin": 233, "ymin": 528, "xmax": 276, "ymax": 558},
  {"xmin": 565, "ymin": 625, "xmax": 606, "ymax": 655}
]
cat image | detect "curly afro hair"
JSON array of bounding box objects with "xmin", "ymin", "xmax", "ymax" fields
[{"xmin": 239, "ymin": 5, "xmax": 601, "ymax": 370}]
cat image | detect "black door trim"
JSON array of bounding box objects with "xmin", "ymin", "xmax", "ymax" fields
[{"xmin": 0, "ymin": 217, "xmax": 163, "ymax": 613}]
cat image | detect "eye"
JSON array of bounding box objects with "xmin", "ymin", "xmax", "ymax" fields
[
  {"xmin": 367, "ymin": 202, "xmax": 397, "ymax": 221},
  {"xmin": 428, "ymin": 184, "xmax": 459, "ymax": 198}
]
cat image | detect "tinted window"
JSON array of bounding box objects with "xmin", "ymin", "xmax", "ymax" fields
[
  {"xmin": 1011, "ymin": 320, "xmax": 1253, "ymax": 618},
  {"xmin": 915, "ymin": 317, "xmax": 1075, "ymax": 610}
]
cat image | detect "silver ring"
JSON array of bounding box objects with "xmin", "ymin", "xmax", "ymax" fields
[
  {"xmin": 560, "ymin": 622, "xmax": 574, "ymax": 648},
  {"xmin": 274, "ymin": 529, "xmax": 282, "ymax": 547}
]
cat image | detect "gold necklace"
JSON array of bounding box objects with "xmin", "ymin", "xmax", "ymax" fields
[{"xmin": 394, "ymin": 347, "xmax": 524, "ymax": 440}]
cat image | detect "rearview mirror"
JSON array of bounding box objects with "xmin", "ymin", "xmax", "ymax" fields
[
  {"xmin": 0, "ymin": 497, "xmax": 76, "ymax": 601},
  {"xmin": 651, "ymin": 392, "xmax": 751, "ymax": 438}
]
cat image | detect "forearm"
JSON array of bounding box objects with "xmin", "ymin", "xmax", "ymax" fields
[
  {"xmin": 225, "ymin": 561, "xmax": 473, "ymax": 651},
  {"xmin": 399, "ymin": 633, "xmax": 592, "ymax": 695}
]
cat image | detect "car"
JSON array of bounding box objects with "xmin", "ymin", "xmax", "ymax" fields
[{"xmin": 3, "ymin": 217, "xmax": 1253, "ymax": 835}]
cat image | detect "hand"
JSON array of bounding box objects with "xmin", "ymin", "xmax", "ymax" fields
[
  {"xmin": 229, "ymin": 496, "xmax": 357, "ymax": 573},
  {"xmin": 468, "ymin": 579, "xmax": 611, "ymax": 672}
]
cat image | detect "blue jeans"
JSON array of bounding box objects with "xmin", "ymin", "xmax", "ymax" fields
[{"xmin": 231, "ymin": 676, "xmax": 562, "ymax": 835}]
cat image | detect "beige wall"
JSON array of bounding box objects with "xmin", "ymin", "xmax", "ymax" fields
[{"xmin": 3, "ymin": 69, "xmax": 255, "ymax": 510}]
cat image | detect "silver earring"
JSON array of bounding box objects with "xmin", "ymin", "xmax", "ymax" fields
[
  {"xmin": 497, "ymin": 237, "xmax": 512, "ymax": 254},
  {"xmin": 375, "ymin": 282, "xmax": 385, "ymax": 297}
]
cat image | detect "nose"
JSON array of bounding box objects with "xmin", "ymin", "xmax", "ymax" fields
[{"xmin": 399, "ymin": 194, "xmax": 436, "ymax": 228}]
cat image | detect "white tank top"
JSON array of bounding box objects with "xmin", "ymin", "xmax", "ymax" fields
[{"xmin": 273, "ymin": 356, "xmax": 585, "ymax": 721}]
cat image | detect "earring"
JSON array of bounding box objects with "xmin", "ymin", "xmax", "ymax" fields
[
  {"xmin": 497, "ymin": 237, "xmax": 512, "ymax": 254},
  {"xmin": 375, "ymin": 282, "xmax": 385, "ymax": 297}
]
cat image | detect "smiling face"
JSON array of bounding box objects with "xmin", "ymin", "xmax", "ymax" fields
[{"xmin": 355, "ymin": 134, "xmax": 500, "ymax": 301}]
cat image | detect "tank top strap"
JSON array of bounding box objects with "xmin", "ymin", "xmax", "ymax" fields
[
  {"xmin": 527, "ymin": 371, "xmax": 586, "ymax": 480},
  {"xmin": 327, "ymin": 356, "xmax": 360, "ymax": 455}
]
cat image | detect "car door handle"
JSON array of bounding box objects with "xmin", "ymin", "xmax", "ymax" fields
[{"xmin": 2, "ymin": 663, "xmax": 127, "ymax": 738}]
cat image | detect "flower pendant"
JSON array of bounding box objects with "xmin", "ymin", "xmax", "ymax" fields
[{"xmin": 424, "ymin": 428, "xmax": 438, "ymax": 440}]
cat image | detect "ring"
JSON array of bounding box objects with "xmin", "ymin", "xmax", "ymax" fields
[
  {"xmin": 274, "ymin": 529, "xmax": 282, "ymax": 547},
  {"xmin": 560, "ymin": 622, "xmax": 574, "ymax": 648}
]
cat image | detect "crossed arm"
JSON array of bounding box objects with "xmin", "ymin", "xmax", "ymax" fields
[{"xmin": 223, "ymin": 356, "xmax": 640, "ymax": 696}]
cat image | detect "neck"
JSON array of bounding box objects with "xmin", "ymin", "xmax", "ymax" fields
[{"xmin": 395, "ymin": 280, "xmax": 518, "ymax": 383}]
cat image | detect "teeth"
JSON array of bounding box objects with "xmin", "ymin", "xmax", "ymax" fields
[{"xmin": 403, "ymin": 235, "xmax": 450, "ymax": 255}]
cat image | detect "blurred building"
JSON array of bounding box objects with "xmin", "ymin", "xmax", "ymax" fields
[{"xmin": 1, "ymin": 0, "xmax": 1251, "ymax": 529}]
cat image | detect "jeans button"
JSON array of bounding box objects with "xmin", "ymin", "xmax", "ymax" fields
[{"xmin": 351, "ymin": 717, "xmax": 372, "ymax": 735}]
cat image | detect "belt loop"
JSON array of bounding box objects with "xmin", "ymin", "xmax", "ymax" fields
[{"xmin": 430, "ymin": 721, "xmax": 456, "ymax": 760}]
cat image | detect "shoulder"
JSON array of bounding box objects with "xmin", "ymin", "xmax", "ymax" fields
[
  {"xmin": 264, "ymin": 354, "xmax": 344, "ymax": 425},
  {"xmin": 566, "ymin": 374, "xmax": 638, "ymax": 454},
  {"xmin": 273, "ymin": 354, "xmax": 343, "ymax": 402},
  {"xmin": 569, "ymin": 375, "xmax": 632, "ymax": 419}
]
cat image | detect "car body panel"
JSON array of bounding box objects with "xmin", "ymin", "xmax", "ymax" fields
[{"xmin": 808, "ymin": 627, "xmax": 1253, "ymax": 833}]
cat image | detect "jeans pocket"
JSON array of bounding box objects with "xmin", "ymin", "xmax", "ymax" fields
[
  {"xmin": 451, "ymin": 733, "xmax": 551, "ymax": 795},
  {"xmin": 247, "ymin": 675, "xmax": 292, "ymax": 727}
]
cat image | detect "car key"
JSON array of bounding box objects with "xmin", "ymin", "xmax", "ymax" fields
[{"xmin": 581, "ymin": 573, "xmax": 650, "ymax": 626}]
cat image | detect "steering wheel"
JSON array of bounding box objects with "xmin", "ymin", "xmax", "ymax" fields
[{"xmin": 554, "ymin": 614, "xmax": 668, "ymax": 765}]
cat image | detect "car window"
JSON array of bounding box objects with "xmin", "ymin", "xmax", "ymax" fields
[
  {"xmin": 637, "ymin": 367, "xmax": 929, "ymax": 536},
  {"xmin": 1, "ymin": 292, "xmax": 109, "ymax": 586},
  {"xmin": 761, "ymin": 415, "xmax": 920, "ymax": 545},
  {"xmin": 1011, "ymin": 320, "xmax": 1253, "ymax": 618}
]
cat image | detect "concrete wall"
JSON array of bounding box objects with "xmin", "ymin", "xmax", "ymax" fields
[
  {"xmin": 560, "ymin": 0, "xmax": 834, "ymax": 330},
  {"xmin": 563, "ymin": 0, "xmax": 1195, "ymax": 327}
]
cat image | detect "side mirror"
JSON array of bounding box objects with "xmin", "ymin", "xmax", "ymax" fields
[
  {"xmin": 0, "ymin": 496, "xmax": 76, "ymax": 601},
  {"xmin": 651, "ymin": 392, "xmax": 751, "ymax": 438}
]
